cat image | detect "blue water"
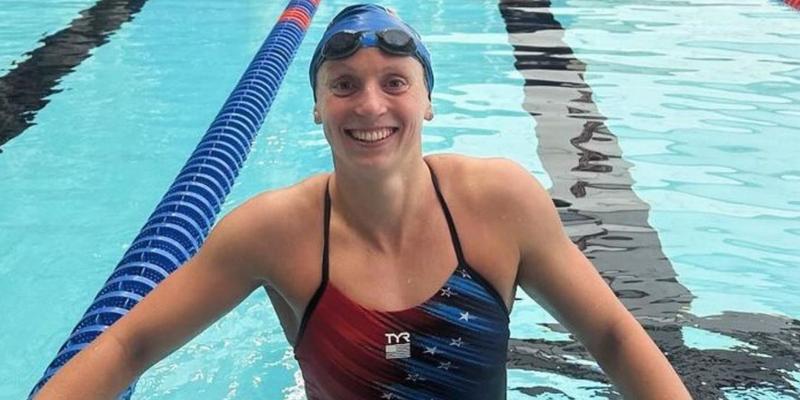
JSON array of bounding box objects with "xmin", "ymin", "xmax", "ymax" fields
[
  {"xmin": 1, "ymin": 0, "xmax": 799, "ymax": 399},
  {"xmin": 560, "ymin": 0, "xmax": 800, "ymax": 320}
]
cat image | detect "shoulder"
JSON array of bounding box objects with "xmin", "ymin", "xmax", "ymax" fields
[
  {"xmin": 425, "ymin": 153, "xmax": 558, "ymax": 247},
  {"xmin": 221, "ymin": 173, "xmax": 327, "ymax": 233},
  {"xmin": 207, "ymin": 173, "xmax": 329, "ymax": 281},
  {"xmin": 424, "ymin": 153, "xmax": 549, "ymax": 210},
  {"xmin": 237, "ymin": 173, "xmax": 327, "ymax": 227},
  {"xmin": 424, "ymin": 153, "xmax": 534, "ymax": 182}
]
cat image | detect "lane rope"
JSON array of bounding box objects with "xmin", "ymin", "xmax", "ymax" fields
[{"xmin": 29, "ymin": 1, "xmax": 321, "ymax": 398}]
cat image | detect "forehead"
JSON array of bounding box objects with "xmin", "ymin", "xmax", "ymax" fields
[{"xmin": 317, "ymin": 48, "xmax": 424, "ymax": 81}]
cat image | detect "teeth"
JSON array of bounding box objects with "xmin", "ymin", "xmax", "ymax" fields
[{"xmin": 348, "ymin": 127, "xmax": 395, "ymax": 142}]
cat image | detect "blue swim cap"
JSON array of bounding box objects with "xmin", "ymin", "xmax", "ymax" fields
[{"xmin": 309, "ymin": 4, "xmax": 434, "ymax": 101}]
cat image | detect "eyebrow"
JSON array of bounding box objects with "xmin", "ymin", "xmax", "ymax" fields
[
  {"xmin": 326, "ymin": 54, "xmax": 418, "ymax": 72},
  {"xmin": 323, "ymin": 65, "xmax": 414, "ymax": 83},
  {"xmin": 327, "ymin": 63, "xmax": 409, "ymax": 74}
]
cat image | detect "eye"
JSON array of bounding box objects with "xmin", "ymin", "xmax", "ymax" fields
[
  {"xmin": 330, "ymin": 78, "xmax": 357, "ymax": 95},
  {"xmin": 384, "ymin": 77, "xmax": 409, "ymax": 93}
]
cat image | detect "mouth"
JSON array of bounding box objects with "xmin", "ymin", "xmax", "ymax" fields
[{"xmin": 344, "ymin": 127, "xmax": 398, "ymax": 144}]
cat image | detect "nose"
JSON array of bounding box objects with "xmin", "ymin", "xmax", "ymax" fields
[{"xmin": 353, "ymin": 81, "xmax": 387, "ymax": 118}]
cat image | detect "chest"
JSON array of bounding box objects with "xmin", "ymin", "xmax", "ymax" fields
[
  {"xmin": 328, "ymin": 211, "xmax": 518, "ymax": 313},
  {"xmin": 269, "ymin": 197, "xmax": 519, "ymax": 344}
]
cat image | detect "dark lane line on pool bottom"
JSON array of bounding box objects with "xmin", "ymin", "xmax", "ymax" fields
[
  {"xmin": 0, "ymin": 0, "xmax": 148, "ymax": 152},
  {"xmin": 497, "ymin": 0, "xmax": 800, "ymax": 398}
]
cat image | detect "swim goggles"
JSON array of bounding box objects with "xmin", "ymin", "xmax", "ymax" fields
[
  {"xmin": 308, "ymin": 4, "xmax": 434, "ymax": 100},
  {"xmin": 320, "ymin": 28, "xmax": 417, "ymax": 61}
]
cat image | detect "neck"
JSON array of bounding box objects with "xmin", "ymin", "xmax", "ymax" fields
[{"xmin": 329, "ymin": 157, "xmax": 433, "ymax": 254}]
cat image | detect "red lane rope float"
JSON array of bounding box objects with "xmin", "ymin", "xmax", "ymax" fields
[
  {"xmin": 786, "ymin": 0, "xmax": 800, "ymax": 9},
  {"xmin": 280, "ymin": 6, "xmax": 312, "ymax": 29}
]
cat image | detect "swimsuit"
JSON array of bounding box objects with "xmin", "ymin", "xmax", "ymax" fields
[{"xmin": 293, "ymin": 162, "xmax": 510, "ymax": 400}]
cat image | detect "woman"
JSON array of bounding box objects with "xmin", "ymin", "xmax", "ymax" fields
[{"xmin": 36, "ymin": 4, "xmax": 691, "ymax": 399}]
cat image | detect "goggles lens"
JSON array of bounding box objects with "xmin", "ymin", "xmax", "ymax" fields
[
  {"xmin": 322, "ymin": 31, "xmax": 363, "ymax": 60},
  {"xmin": 376, "ymin": 29, "xmax": 416, "ymax": 54}
]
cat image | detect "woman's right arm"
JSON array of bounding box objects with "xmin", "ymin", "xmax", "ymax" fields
[{"xmin": 34, "ymin": 198, "xmax": 272, "ymax": 399}]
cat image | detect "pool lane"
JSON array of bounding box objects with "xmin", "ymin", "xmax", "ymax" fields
[
  {"xmin": 498, "ymin": 0, "xmax": 800, "ymax": 398},
  {"xmin": 0, "ymin": 0, "xmax": 148, "ymax": 150}
]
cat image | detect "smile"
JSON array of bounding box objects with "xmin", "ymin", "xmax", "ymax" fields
[{"xmin": 345, "ymin": 127, "xmax": 398, "ymax": 144}]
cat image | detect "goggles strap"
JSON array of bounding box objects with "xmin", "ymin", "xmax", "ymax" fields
[{"xmin": 322, "ymin": 29, "xmax": 416, "ymax": 61}]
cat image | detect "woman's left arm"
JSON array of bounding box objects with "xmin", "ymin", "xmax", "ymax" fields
[{"xmin": 487, "ymin": 159, "xmax": 691, "ymax": 399}]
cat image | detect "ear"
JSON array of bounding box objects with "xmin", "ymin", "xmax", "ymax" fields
[
  {"xmin": 313, "ymin": 108, "xmax": 322, "ymax": 124},
  {"xmin": 424, "ymin": 104, "xmax": 433, "ymax": 121}
]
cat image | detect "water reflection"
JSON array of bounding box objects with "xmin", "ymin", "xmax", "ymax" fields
[{"xmin": 499, "ymin": 0, "xmax": 800, "ymax": 398}]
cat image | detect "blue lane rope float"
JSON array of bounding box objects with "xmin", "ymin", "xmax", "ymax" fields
[{"xmin": 29, "ymin": 0, "xmax": 321, "ymax": 398}]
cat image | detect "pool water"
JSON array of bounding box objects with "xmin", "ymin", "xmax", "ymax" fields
[{"xmin": 1, "ymin": 0, "xmax": 798, "ymax": 399}]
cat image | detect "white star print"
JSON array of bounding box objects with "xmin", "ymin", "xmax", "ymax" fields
[
  {"xmin": 440, "ymin": 287, "xmax": 454, "ymax": 297},
  {"xmin": 423, "ymin": 346, "xmax": 438, "ymax": 355},
  {"xmin": 459, "ymin": 269, "xmax": 472, "ymax": 279},
  {"xmin": 450, "ymin": 337, "xmax": 463, "ymax": 347},
  {"xmin": 406, "ymin": 373, "xmax": 421, "ymax": 382},
  {"xmin": 459, "ymin": 311, "xmax": 472, "ymax": 322},
  {"xmin": 437, "ymin": 361, "xmax": 452, "ymax": 370},
  {"xmin": 381, "ymin": 393, "xmax": 396, "ymax": 399}
]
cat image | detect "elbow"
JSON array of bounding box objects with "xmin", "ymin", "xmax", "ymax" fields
[
  {"xmin": 31, "ymin": 329, "xmax": 142, "ymax": 400},
  {"xmin": 580, "ymin": 311, "xmax": 632, "ymax": 365},
  {"xmin": 589, "ymin": 316, "xmax": 692, "ymax": 399}
]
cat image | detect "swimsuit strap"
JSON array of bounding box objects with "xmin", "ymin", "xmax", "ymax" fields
[
  {"xmin": 322, "ymin": 176, "xmax": 332, "ymax": 284},
  {"xmin": 424, "ymin": 160, "xmax": 468, "ymax": 267},
  {"xmin": 293, "ymin": 177, "xmax": 332, "ymax": 346}
]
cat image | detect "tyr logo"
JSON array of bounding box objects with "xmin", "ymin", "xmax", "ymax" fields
[
  {"xmin": 384, "ymin": 332, "xmax": 412, "ymax": 360},
  {"xmin": 385, "ymin": 332, "xmax": 411, "ymax": 345}
]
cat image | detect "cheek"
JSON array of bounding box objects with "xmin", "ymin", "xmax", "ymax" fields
[
  {"xmin": 319, "ymin": 106, "xmax": 347, "ymax": 142},
  {"xmin": 407, "ymin": 97, "xmax": 431, "ymax": 121},
  {"xmin": 315, "ymin": 101, "xmax": 339, "ymax": 125},
  {"xmin": 408, "ymin": 85, "xmax": 431, "ymax": 117}
]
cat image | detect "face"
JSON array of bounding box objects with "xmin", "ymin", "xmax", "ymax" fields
[{"xmin": 314, "ymin": 48, "xmax": 433, "ymax": 172}]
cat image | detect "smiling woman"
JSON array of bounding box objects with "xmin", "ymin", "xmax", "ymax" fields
[
  {"xmin": 310, "ymin": 4, "xmax": 433, "ymax": 174},
  {"xmin": 32, "ymin": 3, "xmax": 692, "ymax": 400}
]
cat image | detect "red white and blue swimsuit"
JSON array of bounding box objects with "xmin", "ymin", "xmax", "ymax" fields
[{"xmin": 293, "ymin": 162, "xmax": 511, "ymax": 400}]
